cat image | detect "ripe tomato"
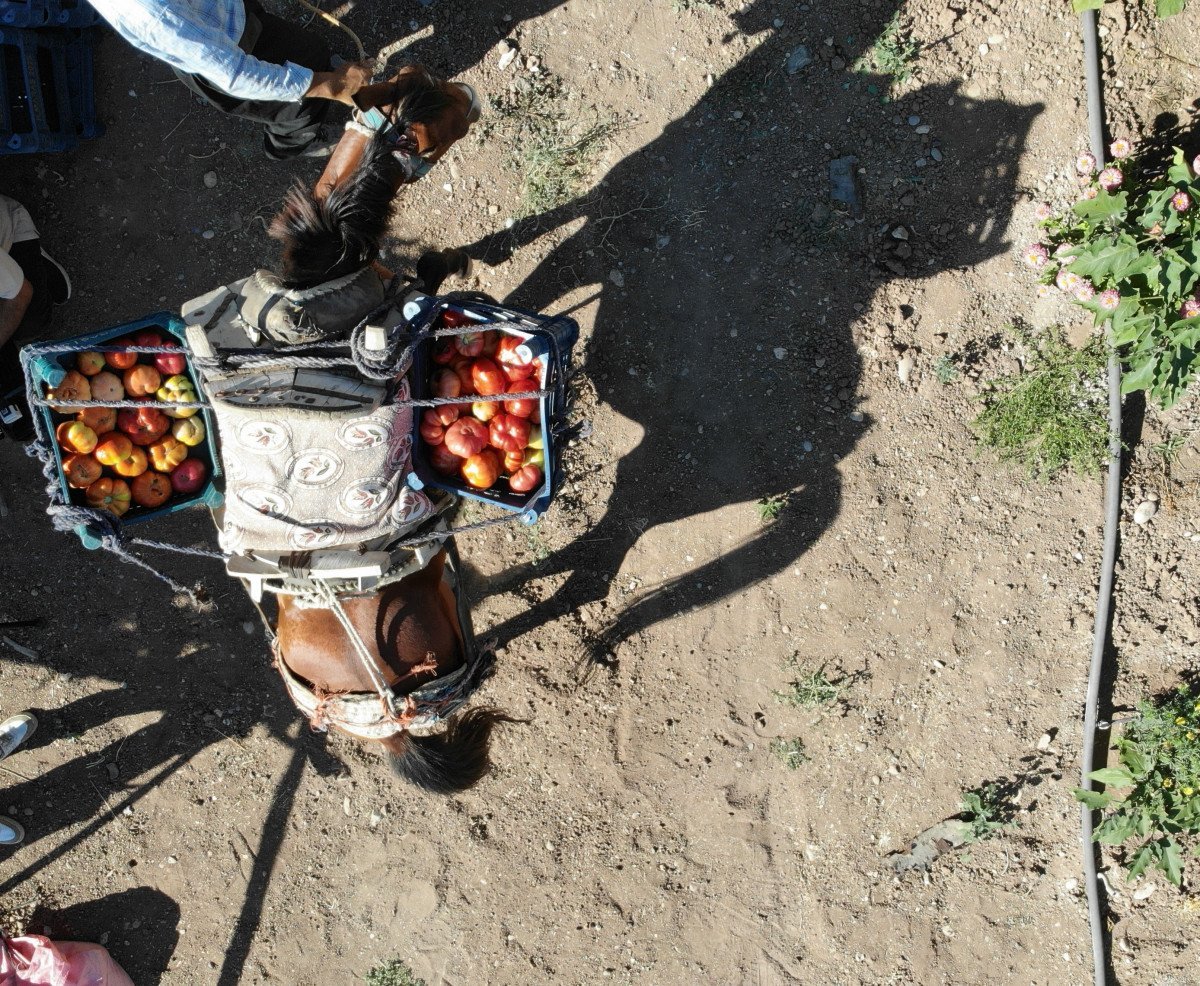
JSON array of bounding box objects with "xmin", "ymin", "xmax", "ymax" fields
[
  {"xmin": 123, "ymin": 363, "xmax": 162, "ymax": 397},
  {"xmin": 148, "ymin": 435, "xmax": 189, "ymax": 472},
  {"xmin": 117, "ymin": 406, "xmax": 170, "ymax": 446},
  {"xmin": 503, "ymin": 448, "xmax": 525, "ymax": 473},
  {"xmin": 432, "ymin": 339, "xmax": 457, "ymax": 365},
  {"xmin": 130, "ymin": 470, "xmax": 172, "ymax": 508},
  {"xmin": 503, "ymin": 380, "xmax": 538, "ymax": 418},
  {"xmin": 430, "ymin": 404, "xmax": 460, "ymax": 427},
  {"xmin": 455, "ymin": 332, "xmax": 484, "ymax": 358},
  {"xmin": 94, "ymin": 431, "xmax": 134, "ymax": 467},
  {"xmin": 444, "ymin": 416, "xmax": 489, "ymax": 458},
  {"xmin": 78, "ymin": 406, "xmax": 116, "ymax": 434},
  {"xmin": 104, "ymin": 337, "xmax": 138, "ymax": 371},
  {"xmin": 488, "ymin": 413, "xmax": 531, "ymax": 454},
  {"xmin": 470, "ymin": 358, "xmax": 506, "ymax": 396},
  {"xmin": 461, "ymin": 449, "xmax": 500, "ymax": 489},
  {"xmin": 63, "ymin": 453, "xmax": 102, "ymax": 489},
  {"xmin": 450, "ymin": 358, "xmax": 475, "ymax": 394},
  {"xmin": 431, "ymin": 368, "xmax": 462, "ymax": 399},
  {"xmin": 471, "ymin": 399, "xmax": 499, "ymax": 423},
  {"xmin": 419, "ymin": 415, "xmax": 445, "ymax": 446},
  {"xmin": 428, "ymin": 443, "xmax": 464, "ymax": 475},
  {"xmin": 440, "ymin": 309, "xmax": 474, "ymax": 328},
  {"xmin": 131, "ymin": 329, "xmax": 164, "ymax": 348},
  {"xmin": 111, "ymin": 446, "xmax": 148, "ymax": 478},
  {"xmin": 85, "ymin": 477, "xmax": 131, "ymax": 517},
  {"xmin": 508, "ymin": 463, "xmax": 543, "ymax": 493},
  {"xmin": 56, "ymin": 420, "xmax": 98, "ymax": 454}
]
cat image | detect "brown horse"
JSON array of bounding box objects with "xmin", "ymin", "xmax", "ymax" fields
[{"xmin": 257, "ymin": 66, "xmax": 511, "ymax": 792}]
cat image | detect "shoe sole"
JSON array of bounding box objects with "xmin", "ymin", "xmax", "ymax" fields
[
  {"xmin": 0, "ymin": 816, "xmax": 24, "ymax": 845},
  {"xmin": 39, "ymin": 249, "xmax": 71, "ymax": 304},
  {"xmin": 0, "ymin": 712, "xmax": 37, "ymax": 761}
]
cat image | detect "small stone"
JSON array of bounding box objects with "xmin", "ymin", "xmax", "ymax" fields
[
  {"xmin": 203, "ymin": 171, "xmax": 217, "ymax": 188},
  {"xmin": 915, "ymin": 124, "xmax": 931, "ymax": 135},
  {"xmin": 897, "ymin": 355, "xmax": 914, "ymax": 384},
  {"xmin": 907, "ymin": 115, "xmax": 921, "ymax": 126},
  {"xmin": 785, "ymin": 45, "xmax": 813, "ymax": 74},
  {"xmin": 525, "ymin": 54, "xmax": 542, "ymax": 74},
  {"xmin": 167, "ymin": 855, "xmax": 178, "ymax": 864},
  {"xmin": 773, "ymin": 17, "xmax": 784, "ymax": 28},
  {"xmin": 1133, "ymin": 884, "xmax": 1155, "ymax": 900},
  {"xmin": 930, "ymin": 148, "xmax": 943, "ymax": 162},
  {"xmin": 773, "ymin": 347, "xmax": 787, "ymax": 360},
  {"xmin": 802, "ymin": 440, "xmax": 814, "ymax": 452},
  {"xmin": 1037, "ymin": 732, "xmax": 1053, "ymax": 751},
  {"xmin": 1133, "ymin": 501, "xmax": 1158, "ymax": 525},
  {"xmin": 979, "ymin": 43, "xmax": 989, "ymax": 55},
  {"xmin": 891, "ymin": 226, "xmax": 910, "ymax": 241},
  {"xmin": 830, "ymin": 56, "xmax": 845, "ymax": 71},
  {"xmin": 201, "ymin": 230, "xmax": 215, "ymax": 240},
  {"xmin": 731, "ymin": 110, "xmax": 744, "ymax": 120},
  {"xmin": 656, "ymin": 234, "xmax": 671, "ymax": 250},
  {"xmin": 849, "ymin": 410, "xmax": 864, "ymax": 422},
  {"xmin": 497, "ymin": 40, "xmax": 517, "ymax": 71},
  {"xmin": 342, "ymin": 796, "xmax": 352, "ymax": 816},
  {"xmin": 106, "ymin": 763, "xmax": 118, "ymax": 780},
  {"xmin": 242, "ymin": 621, "xmax": 255, "ymax": 635},
  {"xmin": 369, "ymin": 811, "xmax": 382, "ymax": 828},
  {"xmin": 609, "ymin": 269, "xmax": 625, "ymax": 288}
]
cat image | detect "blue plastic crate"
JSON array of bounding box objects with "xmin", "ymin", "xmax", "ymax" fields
[
  {"xmin": 0, "ymin": 25, "xmax": 102, "ymax": 154},
  {"xmin": 405, "ymin": 297, "xmax": 577, "ymax": 524},
  {"xmin": 46, "ymin": 0, "xmax": 100, "ymax": 27},
  {"xmin": 23, "ymin": 312, "xmax": 224, "ymax": 550},
  {"xmin": 0, "ymin": 1, "xmax": 50, "ymax": 28}
]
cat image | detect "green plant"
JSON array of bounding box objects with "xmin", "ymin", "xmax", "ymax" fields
[
  {"xmin": 933, "ymin": 354, "xmax": 959, "ymax": 384},
  {"xmin": 757, "ymin": 493, "xmax": 788, "ymax": 522},
  {"xmin": 1030, "ymin": 146, "xmax": 1200, "ymax": 407},
  {"xmin": 1150, "ymin": 430, "xmax": 1191, "ymax": 468},
  {"xmin": 973, "ymin": 325, "xmax": 1111, "ymax": 479},
  {"xmin": 365, "ymin": 959, "xmax": 425, "ymax": 986},
  {"xmin": 775, "ymin": 660, "xmax": 842, "ymax": 708},
  {"xmin": 960, "ymin": 783, "xmax": 1017, "ymax": 843},
  {"xmin": 1074, "ymin": 683, "xmax": 1200, "ymax": 885},
  {"xmin": 770, "ymin": 738, "xmax": 808, "ymax": 769},
  {"xmin": 1072, "ymin": 0, "xmax": 1186, "ymax": 16},
  {"xmin": 853, "ymin": 12, "xmax": 920, "ymax": 85}
]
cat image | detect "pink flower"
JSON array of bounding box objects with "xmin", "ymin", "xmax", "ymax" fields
[
  {"xmin": 1098, "ymin": 167, "xmax": 1123, "ymax": 191},
  {"xmin": 1181, "ymin": 297, "xmax": 1200, "ymax": 319},
  {"xmin": 1023, "ymin": 243, "xmax": 1050, "ymax": 268},
  {"xmin": 1080, "ymin": 186, "xmax": 1099, "ymax": 201},
  {"xmin": 1193, "ymin": 154, "xmax": 1200, "ymax": 177},
  {"xmin": 1074, "ymin": 279, "xmax": 1095, "ymax": 302},
  {"xmin": 1076, "ymin": 152, "xmax": 1097, "ymax": 175},
  {"xmin": 1057, "ymin": 269, "xmax": 1080, "ymax": 292},
  {"xmin": 1109, "ymin": 139, "xmax": 1132, "ymax": 160},
  {"xmin": 1054, "ymin": 243, "xmax": 1075, "ymax": 258},
  {"xmin": 1098, "ymin": 289, "xmax": 1120, "ymax": 311},
  {"xmin": 1036, "ymin": 284, "xmax": 1052, "ymax": 298},
  {"xmin": 1173, "ymin": 191, "xmax": 1192, "ymax": 212},
  {"xmin": 1034, "ymin": 201, "xmax": 1054, "ymax": 221}
]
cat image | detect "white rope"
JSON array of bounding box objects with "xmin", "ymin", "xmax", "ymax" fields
[{"xmin": 314, "ymin": 581, "xmax": 400, "ymax": 715}]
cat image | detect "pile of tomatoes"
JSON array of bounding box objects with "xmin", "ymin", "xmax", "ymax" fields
[
  {"xmin": 419, "ymin": 313, "xmax": 546, "ymax": 495},
  {"xmin": 46, "ymin": 329, "xmax": 209, "ymax": 517}
]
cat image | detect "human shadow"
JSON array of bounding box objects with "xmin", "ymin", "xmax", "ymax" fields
[
  {"xmin": 32, "ymin": 886, "xmax": 181, "ymax": 985},
  {"xmin": 463, "ymin": 1, "xmax": 1044, "ymax": 660}
]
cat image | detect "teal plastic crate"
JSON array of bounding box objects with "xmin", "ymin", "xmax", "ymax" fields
[{"xmin": 23, "ymin": 311, "xmax": 223, "ymax": 549}]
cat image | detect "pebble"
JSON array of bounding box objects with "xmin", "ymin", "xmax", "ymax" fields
[
  {"xmin": 342, "ymin": 796, "xmax": 352, "ymax": 817},
  {"xmin": 242, "ymin": 621, "xmax": 255, "ymax": 635},
  {"xmin": 1037, "ymin": 732, "xmax": 1053, "ymax": 750},
  {"xmin": 201, "ymin": 230, "xmax": 215, "ymax": 240},
  {"xmin": 785, "ymin": 45, "xmax": 813, "ymax": 74},
  {"xmin": 891, "ymin": 226, "xmax": 910, "ymax": 241},
  {"xmin": 773, "ymin": 17, "xmax": 784, "ymax": 28},
  {"xmin": 802, "ymin": 440, "xmax": 814, "ymax": 452},
  {"xmin": 525, "ymin": 55, "xmax": 541, "ymax": 74},
  {"xmin": 608, "ymin": 269, "xmax": 625, "ymax": 288},
  {"xmin": 497, "ymin": 40, "xmax": 517, "ymax": 71},
  {"xmin": 731, "ymin": 110, "xmax": 744, "ymax": 120},
  {"xmin": 915, "ymin": 124, "xmax": 931, "ymax": 135},
  {"xmin": 897, "ymin": 355, "xmax": 914, "ymax": 384},
  {"xmin": 930, "ymin": 148, "xmax": 944, "ymax": 163},
  {"xmin": 849, "ymin": 410, "xmax": 864, "ymax": 422},
  {"xmin": 203, "ymin": 171, "xmax": 217, "ymax": 188},
  {"xmin": 1132, "ymin": 884, "xmax": 1155, "ymax": 900},
  {"xmin": 1133, "ymin": 501, "xmax": 1158, "ymax": 525},
  {"xmin": 773, "ymin": 347, "xmax": 787, "ymax": 360},
  {"xmin": 907, "ymin": 115, "xmax": 920, "ymax": 126},
  {"xmin": 656, "ymin": 234, "xmax": 671, "ymax": 249}
]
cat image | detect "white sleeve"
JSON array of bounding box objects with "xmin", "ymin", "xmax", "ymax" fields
[{"xmin": 0, "ymin": 250, "xmax": 25, "ymax": 301}]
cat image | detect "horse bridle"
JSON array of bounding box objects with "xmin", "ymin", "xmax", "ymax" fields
[{"xmin": 353, "ymin": 82, "xmax": 482, "ymax": 183}]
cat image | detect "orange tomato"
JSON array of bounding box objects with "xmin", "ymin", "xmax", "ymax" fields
[
  {"xmin": 123, "ymin": 364, "xmax": 161, "ymax": 397},
  {"xmin": 85, "ymin": 477, "xmax": 131, "ymax": 517},
  {"xmin": 111, "ymin": 446, "xmax": 148, "ymax": 479},
  {"xmin": 56, "ymin": 421, "xmax": 98, "ymax": 454},
  {"xmin": 78, "ymin": 406, "xmax": 116, "ymax": 434},
  {"xmin": 51, "ymin": 370, "xmax": 91, "ymax": 404},
  {"xmin": 461, "ymin": 449, "xmax": 501, "ymax": 489},
  {"xmin": 76, "ymin": 351, "xmax": 106, "ymax": 376},
  {"xmin": 148, "ymin": 436, "xmax": 188, "ymax": 472},
  {"xmin": 104, "ymin": 338, "xmax": 137, "ymax": 371},
  {"xmin": 63, "ymin": 453, "xmax": 102, "ymax": 489},
  {"xmin": 94, "ymin": 432, "xmax": 134, "ymax": 467},
  {"xmin": 130, "ymin": 471, "xmax": 171, "ymax": 508}
]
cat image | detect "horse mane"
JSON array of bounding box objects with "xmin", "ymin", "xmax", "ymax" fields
[
  {"xmin": 382, "ymin": 707, "xmax": 517, "ymax": 793},
  {"xmin": 269, "ymin": 70, "xmax": 457, "ymax": 289}
]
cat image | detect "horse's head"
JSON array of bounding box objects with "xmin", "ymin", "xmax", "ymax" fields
[{"xmin": 269, "ymin": 65, "xmax": 481, "ymax": 290}]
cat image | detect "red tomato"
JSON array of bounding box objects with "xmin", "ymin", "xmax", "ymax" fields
[
  {"xmin": 440, "ymin": 309, "xmax": 474, "ymax": 328},
  {"xmin": 117, "ymin": 406, "xmax": 170, "ymax": 446},
  {"xmin": 432, "ymin": 339, "xmax": 457, "ymax": 365},
  {"xmin": 530, "ymin": 403, "xmax": 542, "ymax": 425},
  {"xmin": 431, "ymin": 369, "xmax": 462, "ymax": 398},
  {"xmin": 481, "ymin": 330, "xmax": 499, "ymax": 356},
  {"xmin": 131, "ymin": 329, "xmax": 164, "ymax": 348},
  {"xmin": 471, "ymin": 358, "xmax": 506, "ymax": 396},
  {"xmin": 488, "ymin": 413, "xmax": 531, "ymax": 454},
  {"xmin": 419, "ymin": 415, "xmax": 445, "ymax": 445},
  {"xmin": 494, "ymin": 334, "xmax": 529, "ymax": 369},
  {"xmin": 503, "ymin": 448, "xmax": 525, "ymax": 473},
  {"xmin": 428, "ymin": 443, "xmax": 464, "ymax": 475},
  {"xmin": 450, "ymin": 358, "xmax": 475, "ymax": 394},
  {"xmin": 104, "ymin": 337, "xmax": 138, "ymax": 371},
  {"xmin": 508, "ymin": 463, "xmax": 543, "ymax": 494},
  {"xmin": 426, "ymin": 405, "xmax": 460, "ymax": 428},
  {"xmin": 461, "ymin": 449, "xmax": 501, "ymax": 489},
  {"xmin": 455, "ymin": 332, "xmax": 484, "ymax": 358},
  {"xmin": 471, "ymin": 399, "xmax": 499, "ymax": 422},
  {"xmin": 504, "ymin": 380, "xmax": 538, "ymax": 418},
  {"xmin": 444, "ymin": 416, "xmax": 489, "ymax": 457}
]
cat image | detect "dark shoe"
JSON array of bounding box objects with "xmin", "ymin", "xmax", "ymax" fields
[
  {"xmin": 292, "ymin": 138, "xmax": 339, "ymax": 160},
  {"xmin": 0, "ymin": 386, "xmax": 34, "ymax": 443},
  {"xmin": 40, "ymin": 249, "xmax": 70, "ymax": 304}
]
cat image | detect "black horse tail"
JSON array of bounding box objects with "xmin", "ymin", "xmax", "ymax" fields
[{"xmin": 383, "ymin": 707, "xmax": 519, "ymax": 793}]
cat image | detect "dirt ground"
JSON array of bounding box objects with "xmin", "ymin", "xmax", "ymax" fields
[{"xmin": 3, "ymin": 0, "xmax": 1200, "ymax": 983}]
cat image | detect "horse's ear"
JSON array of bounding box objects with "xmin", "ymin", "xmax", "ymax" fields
[{"xmin": 382, "ymin": 707, "xmax": 519, "ymax": 793}]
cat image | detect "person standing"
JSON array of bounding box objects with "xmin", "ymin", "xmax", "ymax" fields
[
  {"xmin": 87, "ymin": 0, "xmax": 373, "ymax": 160},
  {"xmin": 0, "ymin": 198, "xmax": 70, "ymax": 443}
]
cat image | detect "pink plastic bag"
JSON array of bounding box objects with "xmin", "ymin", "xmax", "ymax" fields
[{"xmin": 0, "ymin": 935, "xmax": 134, "ymax": 986}]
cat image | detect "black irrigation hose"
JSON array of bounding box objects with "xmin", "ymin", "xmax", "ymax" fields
[{"xmin": 1079, "ymin": 8, "xmax": 1121, "ymax": 986}]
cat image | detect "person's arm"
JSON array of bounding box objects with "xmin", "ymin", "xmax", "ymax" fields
[
  {"xmin": 0, "ymin": 279, "xmax": 33, "ymax": 349},
  {"xmin": 304, "ymin": 62, "xmax": 374, "ymax": 105}
]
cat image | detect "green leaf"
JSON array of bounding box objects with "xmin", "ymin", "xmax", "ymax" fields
[
  {"xmin": 1089, "ymin": 766, "xmax": 1135, "ymax": 787},
  {"xmin": 1157, "ymin": 0, "xmax": 1188, "ymax": 15},
  {"xmin": 1167, "ymin": 148, "xmax": 1193, "ymax": 185},
  {"xmin": 1113, "ymin": 250, "xmax": 1158, "ymax": 283},
  {"xmin": 1074, "ymin": 788, "xmax": 1116, "ymax": 810},
  {"xmin": 1128, "ymin": 843, "xmax": 1158, "ymax": 880},
  {"xmin": 1073, "ymin": 191, "xmax": 1128, "ymax": 223},
  {"xmin": 1162, "ymin": 838, "xmax": 1184, "ymax": 885},
  {"xmin": 1069, "ymin": 240, "xmax": 1138, "ymax": 282},
  {"xmin": 1095, "ymin": 813, "xmax": 1139, "ymax": 844},
  {"xmin": 1121, "ymin": 356, "xmax": 1158, "ymax": 395},
  {"xmin": 1072, "ymin": 0, "xmax": 1107, "ymax": 9},
  {"xmin": 1121, "ymin": 742, "xmax": 1149, "ymax": 777}
]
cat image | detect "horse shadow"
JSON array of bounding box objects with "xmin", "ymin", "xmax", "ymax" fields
[{"xmin": 461, "ymin": 1, "xmax": 1044, "ymax": 660}]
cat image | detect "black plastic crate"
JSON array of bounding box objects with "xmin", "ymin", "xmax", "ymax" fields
[{"xmin": 0, "ymin": 25, "xmax": 101, "ymax": 154}]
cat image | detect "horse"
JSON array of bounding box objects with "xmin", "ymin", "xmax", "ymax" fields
[{"xmin": 254, "ymin": 65, "xmax": 513, "ymax": 793}]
